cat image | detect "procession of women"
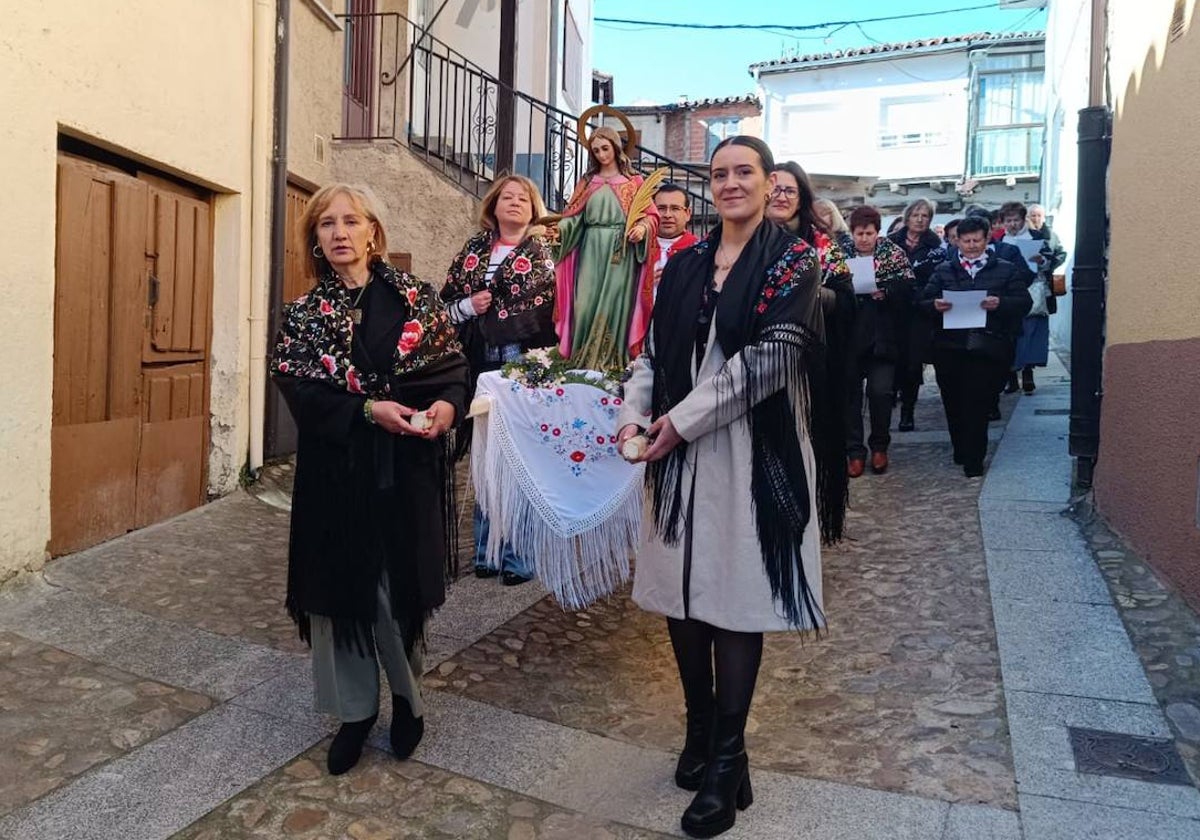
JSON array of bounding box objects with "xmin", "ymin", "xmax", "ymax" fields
[{"xmin": 270, "ymin": 111, "xmax": 1061, "ymax": 838}]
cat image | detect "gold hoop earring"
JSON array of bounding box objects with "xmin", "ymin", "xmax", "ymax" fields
[
  {"xmin": 312, "ymin": 243, "xmax": 324, "ymax": 258},
  {"xmin": 367, "ymin": 240, "xmax": 375, "ymax": 254}
]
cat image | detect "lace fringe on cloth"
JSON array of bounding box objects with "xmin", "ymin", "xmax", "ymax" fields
[{"xmin": 471, "ymin": 387, "xmax": 643, "ymax": 610}]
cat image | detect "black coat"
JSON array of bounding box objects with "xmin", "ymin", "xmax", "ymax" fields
[
  {"xmin": 848, "ymin": 238, "xmax": 914, "ymax": 362},
  {"xmin": 276, "ymin": 279, "xmax": 471, "ymax": 652},
  {"xmin": 888, "ymin": 227, "xmax": 946, "ymax": 365},
  {"xmin": 920, "ymin": 253, "xmax": 1032, "ymax": 363}
]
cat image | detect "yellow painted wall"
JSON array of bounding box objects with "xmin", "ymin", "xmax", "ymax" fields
[
  {"xmin": 1106, "ymin": 0, "xmax": 1200, "ymax": 347},
  {"xmin": 0, "ymin": 1, "xmax": 262, "ymax": 582}
]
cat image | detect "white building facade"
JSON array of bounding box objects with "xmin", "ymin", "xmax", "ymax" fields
[{"xmin": 752, "ymin": 32, "xmax": 1047, "ymax": 216}]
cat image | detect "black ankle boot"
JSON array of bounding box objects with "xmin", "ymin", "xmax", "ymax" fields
[
  {"xmin": 898, "ymin": 405, "xmax": 915, "ymax": 432},
  {"xmin": 390, "ymin": 695, "xmax": 424, "ymax": 760},
  {"xmin": 675, "ymin": 697, "xmax": 715, "ymax": 791},
  {"xmin": 681, "ymin": 713, "xmax": 753, "ymax": 838},
  {"xmin": 327, "ymin": 713, "xmax": 377, "ymax": 775},
  {"xmin": 1022, "ymin": 366, "xmax": 1036, "ymax": 394}
]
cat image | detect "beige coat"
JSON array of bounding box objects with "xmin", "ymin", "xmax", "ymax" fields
[{"xmin": 618, "ymin": 319, "xmax": 824, "ymax": 633}]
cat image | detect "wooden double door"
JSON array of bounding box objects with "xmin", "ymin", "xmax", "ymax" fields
[{"xmin": 50, "ymin": 154, "xmax": 213, "ymax": 556}]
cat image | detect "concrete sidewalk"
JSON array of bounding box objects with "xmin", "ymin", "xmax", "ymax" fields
[{"xmin": 1, "ymin": 355, "xmax": 1198, "ymax": 839}]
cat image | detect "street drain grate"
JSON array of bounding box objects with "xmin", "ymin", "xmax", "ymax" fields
[
  {"xmin": 1034, "ymin": 408, "xmax": 1071, "ymax": 415},
  {"xmin": 1068, "ymin": 727, "xmax": 1194, "ymax": 786}
]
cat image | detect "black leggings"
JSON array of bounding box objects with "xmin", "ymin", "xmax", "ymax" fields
[{"xmin": 667, "ymin": 617, "xmax": 763, "ymax": 716}]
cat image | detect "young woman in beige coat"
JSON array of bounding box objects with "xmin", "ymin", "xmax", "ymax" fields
[{"xmin": 617, "ymin": 136, "xmax": 843, "ymax": 838}]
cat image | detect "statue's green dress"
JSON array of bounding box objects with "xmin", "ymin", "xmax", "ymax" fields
[{"xmin": 554, "ymin": 176, "xmax": 652, "ymax": 371}]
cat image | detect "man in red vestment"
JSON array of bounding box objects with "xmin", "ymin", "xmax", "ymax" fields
[{"xmin": 652, "ymin": 182, "xmax": 699, "ymax": 298}]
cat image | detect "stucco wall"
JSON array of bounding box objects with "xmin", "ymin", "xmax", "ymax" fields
[
  {"xmin": 0, "ymin": 1, "xmax": 259, "ymax": 583},
  {"xmin": 1097, "ymin": 0, "xmax": 1200, "ymax": 607},
  {"xmin": 289, "ymin": 0, "xmax": 344, "ymax": 186},
  {"xmin": 331, "ymin": 142, "xmax": 479, "ymax": 285}
]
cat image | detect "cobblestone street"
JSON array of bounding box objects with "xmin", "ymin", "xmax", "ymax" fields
[{"xmin": 2, "ymin": 356, "xmax": 1200, "ymax": 839}]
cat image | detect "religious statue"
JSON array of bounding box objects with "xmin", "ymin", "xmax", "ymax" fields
[{"xmin": 551, "ymin": 114, "xmax": 663, "ymax": 371}]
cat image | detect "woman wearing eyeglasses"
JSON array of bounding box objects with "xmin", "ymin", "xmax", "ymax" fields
[
  {"xmin": 767, "ymin": 162, "xmax": 852, "ymax": 518},
  {"xmin": 617, "ymin": 137, "xmax": 845, "ymax": 837}
]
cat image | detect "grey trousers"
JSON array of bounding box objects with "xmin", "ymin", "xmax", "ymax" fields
[{"xmin": 309, "ymin": 575, "xmax": 425, "ymax": 723}]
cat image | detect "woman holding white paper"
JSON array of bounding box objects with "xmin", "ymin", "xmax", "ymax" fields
[
  {"xmin": 999, "ymin": 201, "xmax": 1059, "ymax": 394},
  {"xmin": 920, "ymin": 216, "xmax": 1031, "ymax": 478},
  {"xmin": 844, "ymin": 205, "xmax": 914, "ymax": 477}
]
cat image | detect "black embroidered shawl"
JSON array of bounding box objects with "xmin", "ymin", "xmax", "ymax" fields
[
  {"xmin": 271, "ymin": 260, "xmax": 469, "ymax": 653},
  {"xmin": 647, "ymin": 220, "xmax": 846, "ymax": 630}
]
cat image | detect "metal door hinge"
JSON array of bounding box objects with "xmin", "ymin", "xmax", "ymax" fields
[{"xmin": 148, "ymin": 274, "xmax": 160, "ymax": 307}]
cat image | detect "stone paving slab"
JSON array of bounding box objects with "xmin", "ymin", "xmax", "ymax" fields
[
  {"xmin": 0, "ymin": 631, "xmax": 214, "ymax": 818},
  {"xmin": 172, "ymin": 743, "xmax": 669, "ymax": 840},
  {"xmin": 0, "ymin": 703, "xmax": 323, "ymax": 840},
  {"xmin": 979, "ymin": 509, "xmax": 1091, "ymax": 553},
  {"xmin": 406, "ymin": 691, "xmax": 1016, "ymax": 840},
  {"xmin": 1018, "ymin": 793, "xmax": 1200, "ymax": 840},
  {"xmin": 427, "ymin": 441, "xmax": 1016, "ymax": 809},
  {"xmin": 984, "ymin": 548, "xmax": 1112, "ymax": 606},
  {"xmin": 43, "ymin": 492, "xmax": 304, "ymax": 655},
  {"xmin": 991, "ymin": 598, "xmax": 1156, "ymax": 704},
  {"xmin": 0, "ymin": 579, "xmax": 298, "ymax": 702},
  {"xmin": 1005, "ymin": 690, "xmax": 1200, "ymax": 820}
]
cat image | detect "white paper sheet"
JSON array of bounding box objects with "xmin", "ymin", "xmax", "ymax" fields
[
  {"xmin": 847, "ymin": 256, "xmax": 878, "ymax": 294},
  {"xmin": 942, "ymin": 289, "xmax": 988, "ymax": 329},
  {"xmin": 1007, "ymin": 237, "xmax": 1043, "ymax": 271}
]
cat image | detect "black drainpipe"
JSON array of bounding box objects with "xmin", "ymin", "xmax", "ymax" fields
[
  {"xmin": 1068, "ymin": 105, "xmax": 1111, "ymax": 489},
  {"xmin": 264, "ymin": 0, "xmax": 290, "ymax": 458}
]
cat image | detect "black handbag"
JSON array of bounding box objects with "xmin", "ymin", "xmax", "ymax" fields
[{"xmin": 965, "ymin": 330, "xmax": 1013, "ymax": 364}]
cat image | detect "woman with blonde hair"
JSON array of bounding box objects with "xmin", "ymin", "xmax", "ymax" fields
[
  {"xmin": 813, "ymin": 197, "xmax": 853, "ymax": 254},
  {"xmin": 554, "ymin": 124, "xmax": 659, "ymax": 369},
  {"xmin": 272, "ymin": 183, "xmax": 470, "ymax": 775},
  {"xmin": 441, "ymin": 174, "xmax": 557, "ymax": 585}
]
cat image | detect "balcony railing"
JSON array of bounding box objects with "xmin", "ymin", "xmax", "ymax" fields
[
  {"xmin": 970, "ymin": 125, "xmax": 1044, "ymax": 176},
  {"xmin": 336, "ymin": 11, "xmax": 717, "ymax": 232}
]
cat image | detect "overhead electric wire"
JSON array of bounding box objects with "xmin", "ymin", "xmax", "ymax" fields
[{"xmin": 594, "ymin": 3, "xmax": 1010, "ymax": 33}]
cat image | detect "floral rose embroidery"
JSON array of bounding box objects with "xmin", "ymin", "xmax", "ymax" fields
[
  {"xmin": 406, "ymin": 287, "xmax": 419, "ymax": 306},
  {"xmin": 510, "ymin": 284, "xmax": 521, "ymax": 295},
  {"xmin": 278, "ymin": 361, "xmax": 289, "ymax": 373},
  {"xmin": 463, "ymin": 253, "xmax": 480, "ymax": 272},
  {"xmin": 397, "ymin": 319, "xmax": 424, "ymax": 356},
  {"xmin": 534, "ymin": 295, "xmax": 544, "ymax": 306},
  {"xmin": 512, "ymin": 255, "xmax": 532, "ymax": 274},
  {"xmin": 570, "ymin": 450, "xmax": 585, "ymax": 463},
  {"xmin": 497, "ymin": 309, "xmax": 509, "ymax": 320},
  {"xmin": 346, "ymin": 366, "xmax": 363, "ymax": 393},
  {"xmin": 320, "ymin": 354, "xmax": 337, "ymax": 375},
  {"xmin": 319, "ymin": 300, "xmax": 334, "ymax": 316}
]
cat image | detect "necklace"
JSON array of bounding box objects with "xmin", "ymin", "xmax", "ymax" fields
[
  {"xmin": 346, "ymin": 277, "xmax": 371, "ymax": 324},
  {"xmin": 714, "ymin": 244, "xmax": 742, "ymax": 272}
]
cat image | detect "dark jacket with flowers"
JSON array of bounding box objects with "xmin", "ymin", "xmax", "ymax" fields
[
  {"xmin": 271, "ymin": 260, "xmax": 470, "ymax": 652},
  {"xmin": 441, "ymin": 230, "xmax": 557, "ymax": 355},
  {"xmin": 848, "ymin": 237, "xmax": 916, "ymax": 361}
]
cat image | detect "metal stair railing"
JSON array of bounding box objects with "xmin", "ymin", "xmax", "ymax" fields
[{"xmin": 335, "ymin": 10, "xmax": 717, "ymax": 233}]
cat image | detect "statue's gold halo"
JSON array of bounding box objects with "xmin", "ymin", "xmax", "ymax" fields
[{"xmin": 577, "ymin": 105, "xmax": 638, "ymax": 157}]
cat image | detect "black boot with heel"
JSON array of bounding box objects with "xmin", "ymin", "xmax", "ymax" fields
[
  {"xmin": 675, "ymin": 697, "xmax": 715, "ymax": 791},
  {"xmin": 681, "ymin": 713, "xmax": 754, "ymax": 838}
]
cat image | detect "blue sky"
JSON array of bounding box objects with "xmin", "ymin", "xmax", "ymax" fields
[{"xmin": 591, "ymin": 0, "xmax": 1048, "ymax": 105}]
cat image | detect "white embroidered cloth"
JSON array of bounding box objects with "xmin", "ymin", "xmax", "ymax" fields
[{"xmin": 471, "ymin": 371, "xmax": 644, "ymax": 608}]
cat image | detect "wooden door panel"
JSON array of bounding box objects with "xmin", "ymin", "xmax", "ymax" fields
[
  {"xmin": 136, "ymin": 363, "xmax": 205, "ymax": 527},
  {"xmin": 135, "ymin": 415, "xmax": 205, "ymax": 529},
  {"xmin": 283, "ymin": 184, "xmax": 313, "ymax": 301},
  {"xmin": 51, "ymin": 158, "xmax": 147, "ymax": 556},
  {"xmin": 50, "ymin": 419, "xmax": 139, "ymax": 555},
  {"xmin": 145, "ymin": 189, "xmax": 211, "ymax": 362}
]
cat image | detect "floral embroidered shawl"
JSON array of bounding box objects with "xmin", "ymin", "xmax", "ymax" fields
[
  {"xmin": 440, "ymin": 230, "xmax": 556, "ymax": 321},
  {"xmin": 273, "ymin": 260, "xmax": 461, "ymax": 396}
]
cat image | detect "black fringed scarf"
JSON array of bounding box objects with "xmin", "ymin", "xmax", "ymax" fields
[
  {"xmin": 272, "ymin": 261, "xmax": 469, "ymax": 655},
  {"xmin": 646, "ymin": 219, "xmax": 846, "ymax": 630}
]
